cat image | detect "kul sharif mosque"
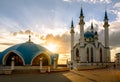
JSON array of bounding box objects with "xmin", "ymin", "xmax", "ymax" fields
[{"xmin": 69, "ymin": 7, "xmax": 111, "ymax": 69}]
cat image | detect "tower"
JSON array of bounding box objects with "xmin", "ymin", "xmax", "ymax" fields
[
  {"xmin": 79, "ymin": 7, "xmax": 85, "ymax": 47},
  {"xmin": 103, "ymin": 10, "xmax": 110, "ymax": 62},
  {"xmin": 79, "ymin": 7, "xmax": 86, "ymax": 62},
  {"xmin": 103, "ymin": 10, "xmax": 109, "ymax": 48},
  {"xmin": 70, "ymin": 20, "xmax": 75, "ymax": 61}
]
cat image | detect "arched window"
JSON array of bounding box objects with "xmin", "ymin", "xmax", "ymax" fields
[
  {"xmin": 32, "ymin": 53, "xmax": 49, "ymax": 66},
  {"xmin": 100, "ymin": 48, "xmax": 102, "ymax": 63},
  {"xmin": 5, "ymin": 52, "xmax": 23, "ymax": 66},
  {"xmin": 76, "ymin": 48, "xmax": 79, "ymax": 62},
  {"xmin": 76, "ymin": 48, "xmax": 79, "ymax": 57},
  {"xmin": 87, "ymin": 48, "xmax": 89, "ymax": 62},
  {"xmin": 91, "ymin": 47, "xmax": 93, "ymax": 62}
]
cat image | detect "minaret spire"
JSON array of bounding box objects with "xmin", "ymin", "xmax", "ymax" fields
[
  {"xmin": 90, "ymin": 22, "xmax": 94, "ymax": 33},
  {"xmin": 80, "ymin": 7, "xmax": 83, "ymax": 17},
  {"xmin": 71, "ymin": 19, "xmax": 74, "ymax": 28},
  {"xmin": 104, "ymin": 10, "xmax": 108, "ymax": 20}
]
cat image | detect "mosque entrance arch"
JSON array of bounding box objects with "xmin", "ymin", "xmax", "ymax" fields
[
  {"xmin": 4, "ymin": 52, "xmax": 23, "ymax": 66},
  {"xmin": 32, "ymin": 53, "xmax": 50, "ymax": 66}
]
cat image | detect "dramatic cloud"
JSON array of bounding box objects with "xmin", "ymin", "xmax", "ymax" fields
[
  {"xmin": 39, "ymin": 31, "xmax": 71, "ymax": 64},
  {"xmin": 12, "ymin": 30, "xmax": 34, "ymax": 36},
  {"xmin": 63, "ymin": 0, "xmax": 111, "ymax": 3},
  {"xmin": 113, "ymin": 2, "xmax": 120, "ymax": 8},
  {"xmin": 108, "ymin": 2, "xmax": 120, "ymax": 49},
  {"xmin": 41, "ymin": 32, "xmax": 71, "ymax": 54}
]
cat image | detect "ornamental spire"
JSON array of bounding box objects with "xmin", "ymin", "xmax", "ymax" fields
[
  {"xmin": 104, "ymin": 10, "xmax": 108, "ymax": 20},
  {"xmin": 70, "ymin": 19, "xmax": 75, "ymax": 34},
  {"xmin": 71, "ymin": 19, "xmax": 74, "ymax": 28},
  {"xmin": 91, "ymin": 22, "xmax": 93, "ymax": 29},
  {"xmin": 28, "ymin": 31, "xmax": 31, "ymax": 42},
  {"xmin": 80, "ymin": 6, "xmax": 83, "ymax": 17},
  {"xmin": 90, "ymin": 22, "xmax": 94, "ymax": 33},
  {"xmin": 29, "ymin": 35, "xmax": 31, "ymax": 42}
]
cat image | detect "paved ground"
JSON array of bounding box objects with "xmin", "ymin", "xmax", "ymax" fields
[
  {"xmin": 0, "ymin": 66, "xmax": 120, "ymax": 82},
  {"xmin": 64, "ymin": 67, "xmax": 120, "ymax": 82}
]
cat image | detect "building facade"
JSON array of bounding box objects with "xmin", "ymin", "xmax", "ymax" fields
[
  {"xmin": 115, "ymin": 53, "xmax": 120, "ymax": 65},
  {"xmin": 70, "ymin": 7, "xmax": 111, "ymax": 69},
  {"xmin": 0, "ymin": 36, "xmax": 58, "ymax": 66}
]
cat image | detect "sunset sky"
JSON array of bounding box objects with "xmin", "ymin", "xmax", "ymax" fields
[{"xmin": 0, "ymin": 0, "xmax": 120, "ymax": 64}]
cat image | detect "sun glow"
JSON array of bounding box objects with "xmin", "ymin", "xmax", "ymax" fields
[{"xmin": 46, "ymin": 43, "xmax": 58, "ymax": 52}]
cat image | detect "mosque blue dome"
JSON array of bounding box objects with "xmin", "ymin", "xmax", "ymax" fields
[
  {"xmin": 84, "ymin": 31, "xmax": 94, "ymax": 38},
  {"xmin": 0, "ymin": 42, "xmax": 58, "ymax": 66}
]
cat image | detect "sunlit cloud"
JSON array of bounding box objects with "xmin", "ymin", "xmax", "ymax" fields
[{"xmin": 44, "ymin": 43, "xmax": 58, "ymax": 53}]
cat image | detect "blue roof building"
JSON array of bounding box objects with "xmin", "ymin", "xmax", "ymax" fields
[{"xmin": 0, "ymin": 40, "xmax": 58, "ymax": 66}]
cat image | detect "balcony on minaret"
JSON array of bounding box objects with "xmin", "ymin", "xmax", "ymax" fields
[
  {"xmin": 70, "ymin": 29, "xmax": 75, "ymax": 33},
  {"xmin": 103, "ymin": 22, "xmax": 109, "ymax": 28},
  {"xmin": 79, "ymin": 19, "xmax": 85, "ymax": 25}
]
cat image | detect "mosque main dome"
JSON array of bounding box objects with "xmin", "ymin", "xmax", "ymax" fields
[
  {"xmin": 84, "ymin": 31, "xmax": 94, "ymax": 38},
  {"xmin": 0, "ymin": 41, "xmax": 58, "ymax": 66}
]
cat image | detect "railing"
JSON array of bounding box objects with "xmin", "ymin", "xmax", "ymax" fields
[
  {"xmin": 76, "ymin": 62, "xmax": 114, "ymax": 66},
  {"xmin": 0, "ymin": 65, "xmax": 12, "ymax": 74},
  {"xmin": 0, "ymin": 65, "xmax": 11, "ymax": 69}
]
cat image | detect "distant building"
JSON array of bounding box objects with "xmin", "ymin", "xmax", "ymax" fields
[
  {"xmin": 115, "ymin": 53, "xmax": 120, "ymax": 65},
  {"xmin": 70, "ymin": 7, "xmax": 111, "ymax": 69}
]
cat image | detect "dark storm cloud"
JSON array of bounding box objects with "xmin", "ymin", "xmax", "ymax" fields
[{"xmin": 109, "ymin": 31, "xmax": 120, "ymax": 48}]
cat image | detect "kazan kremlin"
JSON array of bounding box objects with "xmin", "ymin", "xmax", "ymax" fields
[{"xmin": 0, "ymin": 7, "xmax": 114, "ymax": 74}]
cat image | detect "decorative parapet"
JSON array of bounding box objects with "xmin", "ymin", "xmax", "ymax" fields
[{"xmin": 0, "ymin": 69, "xmax": 12, "ymax": 75}]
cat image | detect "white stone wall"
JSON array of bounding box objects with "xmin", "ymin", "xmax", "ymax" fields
[
  {"xmin": 104, "ymin": 27, "xmax": 109, "ymax": 47},
  {"xmin": 72, "ymin": 42, "xmax": 108, "ymax": 64},
  {"xmin": 95, "ymin": 48, "xmax": 99, "ymax": 62},
  {"xmin": 84, "ymin": 44, "xmax": 95, "ymax": 63},
  {"xmin": 80, "ymin": 48, "xmax": 85, "ymax": 62},
  {"xmin": 115, "ymin": 54, "xmax": 120, "ymax": 65},
  {"xmin": 99, "ymin": 44, "xmax": 105, "ymax": 62}
]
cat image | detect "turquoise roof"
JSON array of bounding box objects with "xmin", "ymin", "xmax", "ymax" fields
[
  {"xmin": 84, "ymin": 31, "xmax": 94, "ymax": 38},
  {"xmin": 0, "ymin": 42, "xmax": 58, "ymax": 65}
]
